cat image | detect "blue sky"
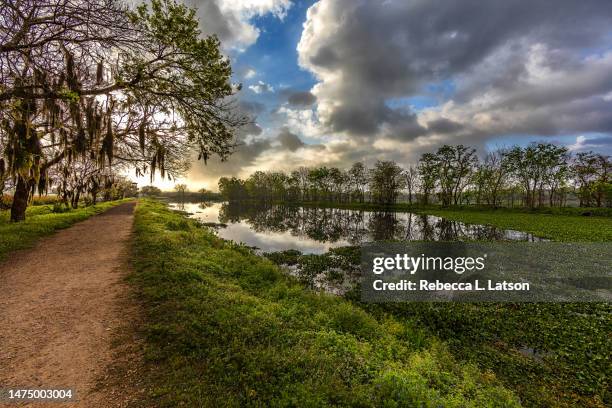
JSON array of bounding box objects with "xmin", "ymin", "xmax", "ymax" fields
[{"xmin": 231, "ymin": 1, "xmax": 317, "ymax": 131}]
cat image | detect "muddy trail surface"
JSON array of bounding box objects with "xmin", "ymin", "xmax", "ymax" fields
[{"xmin": 0, "ymin": 202, "xmax": 141, "ymax": 407}]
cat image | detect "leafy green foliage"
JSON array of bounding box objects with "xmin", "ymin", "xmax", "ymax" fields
[
  {"xmin": 372, "ymin": 302, "xmax": 611, "ymax": 408},
  {"xmin": 140, "ymin": 186, "xmax": 162, "ymax": 197},
  {"xmin": 265, "ymin": 247, "xmax": 361, "ymax": 289},
  {"xmin": 264, "ymin": 206, "xmax": 611, "ymax": 407},
  {"xmin": 130, "ymin": 200, "xmax": 519, "ymax": 407}
]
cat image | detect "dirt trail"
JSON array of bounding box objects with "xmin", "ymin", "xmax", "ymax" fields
[{"xmin": 0, "ymin": 202, "xmax": 139, "ymax": 407}]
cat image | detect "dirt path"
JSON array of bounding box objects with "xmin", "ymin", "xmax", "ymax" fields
[{"xmin": 0, "ymin": 202, "xmax": 140, "ymax": 407}]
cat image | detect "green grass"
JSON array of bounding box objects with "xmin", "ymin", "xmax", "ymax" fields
[
  {"xmin": 259, "ymin": 203, "xmax": 611, "ymax": 406},
  {"xmin": 365, "ymin": 301, "xmax": 610, "ymax": 408},
  {"xmin": 358, "ymin": 206, "xmax": 610, "ymax": 406},
  {"xmin": 129, "ymin": 200, "xmax": 520, "ymax": 407},
  {"xmin": 264, "ymin": 244, "xmax": 610, "ymax": 407},
  {"xmin": 0, "ymin": 199, "xmax": 132, "ymax": 262}
]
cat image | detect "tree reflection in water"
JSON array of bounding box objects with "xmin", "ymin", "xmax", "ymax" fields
[{"xmin": 218, "ymin": 203, "xmax": 544, "ymax": 244}]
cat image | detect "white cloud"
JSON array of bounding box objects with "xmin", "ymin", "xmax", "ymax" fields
[
  {"xmin": 276, "ymin": 105, "xmax": 324, "ymax": 139},
  {"xmin": 244, "ymin": 68, "xmax": 257, "ymax": 79},
  {"xmin": 186, "ymin": 0, "xmax": 292, "ymax": 51},
  {"xmin": 297, "ymin": 0, "xmax": 612, "ymax": 151},
  {"xmin": 248, "ymin": 80, "xmax": 275, "ymax": 94},
  {"xmin": 567, "ymin": 134, "xmax": 612, "ymax": 153},
  {"xmin": 568, "ymin": 135, "xmax": 588, "ymax": 152},
  {"xmin": 218, "ymin": 0, "xmax": 291, "ymax": 20}
]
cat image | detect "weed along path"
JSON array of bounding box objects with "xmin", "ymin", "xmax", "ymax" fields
[{"xmin": 0, "ymin": 202, "xmax": 139, "ymax": 407}]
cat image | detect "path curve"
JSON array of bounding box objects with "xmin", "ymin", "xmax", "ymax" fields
[{"xmin": 0, "ymin": 202, "xmax": 138, "ymax": 407}]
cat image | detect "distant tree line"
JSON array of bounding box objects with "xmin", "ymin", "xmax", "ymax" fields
[
  {"xmin": 139, "ymin": 184, "xmax": 221, "ymax": 201},
  {"xmin": 219, "ymin": 143, "xmax": 611, "ymax": 208}
]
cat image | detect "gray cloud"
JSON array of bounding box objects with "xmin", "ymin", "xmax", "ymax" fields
[
  {"xmin": 186, "ymin": 0, "xmax": 239, "ymax": 45},
  {"xmin": 238, "ymin": 122, "xmax": 263, "ymax": 137},
  {"xmin": 238, "ymin": 100, "xmax": 266, "ymax": 115},
  {"xmin": 183, "ymin": 0, "xmax": 291, "ymax": 50},
  {"xmin": 426, "ymin": 118, "xmax": 464, "ymax": 134},
  {"xmin": 286, "ymin": 91, "xmax": 317, "ymax": 107},
  {"xmin": 298, "ymin": 0, "xmax": 612, "ymax": 144},
  {"xmin": 277, "ymin": 127, "xmax": 305, "ymax": 151},
  {"xmin": 189, "ymin": 137, "xmax": 272, "ymax": 185}
]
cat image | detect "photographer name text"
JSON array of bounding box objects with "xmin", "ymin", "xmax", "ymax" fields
[{"xmin": 372, "ymin": 279, "xmax": 530, "ymax": 292}]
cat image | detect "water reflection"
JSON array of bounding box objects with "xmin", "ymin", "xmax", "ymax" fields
[{"xmin": 170, "ymin": 202, "xmax": 545, "ymax": 254}]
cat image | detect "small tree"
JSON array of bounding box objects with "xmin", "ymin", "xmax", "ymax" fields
[
  {"xmin": 572, "ymin": 152, "xmax": 611, "ymax": 207},
  {"xmin": 433, "ymin": 145, "xmax": 477, "ymax": 206},
  {"xmin": 418, "ymin": 153, "xmax": 438, "ymax": 205},
  {"xmin": 140, "ymin": 186, "xmax": 162, "ymax": 197},
  {"xmin": 369, "ymin": 161, "xmax": 406, "ymax": 205},
  {"xmin": 218, "ymin": 177, "xmax": 247, "ymax": 201},
  {"xmin": 404, "ymin": 165, "xmax": 419, "ymax": 205},
  {"xmin": 475, "ymin": 150, "xmax": 509, "ymax": 206},
  {"xmin": 348, "ymin": 162, "xmax": 368, "ymax": 203},
  {"xmin": 174, "ymin": 183, "xmax": 188, "ymax": 201},
  {"xmin": 504, "ymin": 143, "xmax": 568, "ymax": 208},
  {"xmin": 53, "ymin": 157, "xmax": 103, "ymax": 208}
]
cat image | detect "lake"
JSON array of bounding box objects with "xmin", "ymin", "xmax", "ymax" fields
[{"xmin": 170, "ymin": 202, "xmax": 546, "ymax": 254}]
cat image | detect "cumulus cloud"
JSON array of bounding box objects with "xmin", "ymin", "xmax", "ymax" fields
[
  {"xmin": 244, "ymin": 68, "xmax": 257, "ymax": 79},
  {"xmin": 235, "ymin": 66, "xmax": 257, "ymax": 80},
  {"xmin": 189, "ymin": 0, "xmax": 612, "ymax": 188},
  {"xmin": 276, "ymin": 105, "xmax": 324, "ymax": 139},
  {"xmin": 297, "ymin": 0, "xmax": 612, "ymax": 153},
  {"xmin": 568, "ymin": 135, "xmax": 612, "ymax": 154},
  {"xmin": 286, "ymin": 90, "xmax": 317, "ymax": 107},
  {"xmin": 185, "ymin": 0, "xmax": 292, "ymax": 51},
  {"xmin": 188, "ymin": 137, "xmax": 272, "ymax": 186},
  {"xmin": 249, "ymin": 80, "xmax": 275, "ymax": 94},
  {"xmin": 277, "ymin": 127, "xmax": 305, "ymax": 151},
  {"xmin": 238, "ymin": 100, "xmax": 266, "ymax": 115}
]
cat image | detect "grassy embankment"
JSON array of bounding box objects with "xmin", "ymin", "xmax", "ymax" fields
[
  {"xmin": 0, "ymin": 199, "xmax": 132, "ymax": 262},
  {"xmin": 129, "ymin": 199, "xmax": 520, "ymax": 407},
  {"xmin": 264, "ymin": 201, "xmax": 611, "ymax": 406},
  {"xmin": 265, "ymin": 246, "xmax": 610, "ymax": 408}
]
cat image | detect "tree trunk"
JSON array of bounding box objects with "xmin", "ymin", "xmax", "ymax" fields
[
  {"xmin": 72, "ymin": 191, "xmax": 81, "ymax": 209},
  {"xmin": 10, "ymin": 176, "xmax": 30, "ymax": 222}
]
